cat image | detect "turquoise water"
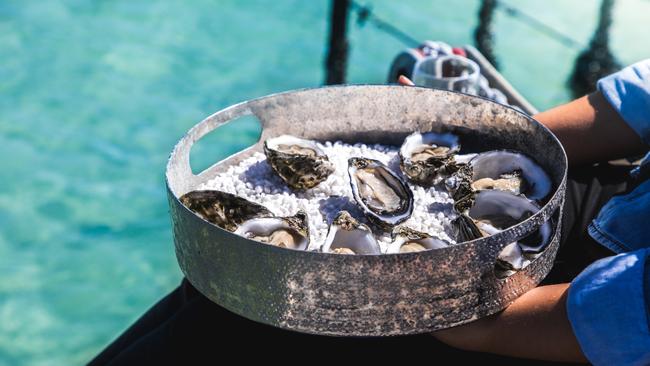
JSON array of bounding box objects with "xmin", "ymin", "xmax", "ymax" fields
[{"xmin": 1, "ymin": 1, "xmax": 649, "ymax": 364}]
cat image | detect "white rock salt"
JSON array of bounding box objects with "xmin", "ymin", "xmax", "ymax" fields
[{"xmin": 197, "ymin": 141, "xmax": 457, "ymax": 253}]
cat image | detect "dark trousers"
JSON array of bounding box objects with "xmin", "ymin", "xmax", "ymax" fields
[{"xmin": 88, "ymin": 164, "xmax": 632, "ymax": 365}]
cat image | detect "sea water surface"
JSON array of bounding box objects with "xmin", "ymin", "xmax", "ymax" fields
[{"xmin": 1, "ymin": 1, "xmax": 649, "ymax": 364}]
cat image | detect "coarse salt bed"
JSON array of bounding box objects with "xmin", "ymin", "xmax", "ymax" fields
[{"xmin": 197, "ymin": 141, "xmax": 458, "ymax": 253}]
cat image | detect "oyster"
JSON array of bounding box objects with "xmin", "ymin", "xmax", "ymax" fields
[
  {"xmin": 387, "ymin": 226, "xmax": 449, "ymax": 254},
  {"xmin": 494, "ymin": 243, "xmax": 529, "ymax": 277},
  {"xmin": 399, "ymin": 131, "xmax": 461, "ymax": 185},
  {"xmin": 179, "ymin": 190, "xmax": 273, "ymax": 232},
  {"xmin": 348, "ymin": 157, "xmax": 414, "ymax": 227},
  {"xmin": 321, "ymin": 211, "xmax": 380, "ymax": 255},
  {"xmin": 264, "ymin": 135, "xmax": 334, "ymax": 190},
  {"xmin": 234, "ymin": 211, "xmax": 310, "ymax": 250},
  {"xmin": 446, "ymin": 150, "xmax": 552, "ymax": 202},
  {"xmin": 451, "ymin": 213, "xmax": 483, "ymax": 243},
  {"xmin": 452, "ymin": 190, "xmax": 552, "ymax": 276}
]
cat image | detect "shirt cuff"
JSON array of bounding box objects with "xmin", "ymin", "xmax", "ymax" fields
[
  {"xmin": 567, "ymin": 249, "xmax": 650, "ymax": 365},
  {"xmin": 597, "ymin": 59, "xmax": 650, "ymax": 145}
]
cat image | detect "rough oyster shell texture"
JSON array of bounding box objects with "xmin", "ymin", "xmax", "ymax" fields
[
  {"xmin": 179, "ymin": 190, "xmax": 273, "ymax": 232},
  {"xmin": 264, "ymin": 135, "xmax": 334, "ymax": 190},
  {"xmin": 399, "ymin": 131, "xmax": 461, "ymax": 186}
]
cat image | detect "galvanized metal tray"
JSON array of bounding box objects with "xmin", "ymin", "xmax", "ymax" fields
[{"xmin": 165, "ymin": 85, "xmax": 567, "ymax": 336}]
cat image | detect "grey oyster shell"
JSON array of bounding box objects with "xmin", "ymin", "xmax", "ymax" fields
[
  {"xmin": 348, "ymin": 157, "xmax": 414, "ymax": 227},
  {"xmin": 399, "ymin": 131, "xmax": 461, "ymax": 186},
  {"xmin": 264, "ymin": 135, "xmax": 334, "ymax": 190},
  {"xmin": 452, "ymin": 190, "xmax": 553, "ymax": 277},
  {"xmin": 387, "ymin": 226, "xmax": 449, "ymax": 254},
  {"xmin": 179, "ymin": 190, "xmax": 273, "ymax": 232},
  {"xmin": 234, "ymin": 211, "xmax": 310, "ymax": 250},
  {"xmin": 321, "ymin": 211, "xmax": 380, "ymax": 255},
  {"xmin": 446, "ymin": 150, "xmax": 552, "ymax": 202}
]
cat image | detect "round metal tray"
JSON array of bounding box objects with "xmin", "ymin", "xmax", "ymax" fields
[{"xmin": 165, "ymin": 85, "xmax": 567, "ymax": 336}]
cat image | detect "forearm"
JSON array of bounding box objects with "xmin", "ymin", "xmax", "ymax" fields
[
  {"xmin": 434, "ymin": 284, "xmax": 588, "ymax": 363},
  {"xmin": 534, "ymin": 92, "xmax": 646, "ymax": 166}
]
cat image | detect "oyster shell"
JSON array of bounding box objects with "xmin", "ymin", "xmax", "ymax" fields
[
  {"xmin": 321, "ymin": 211, "xmax": 380, "ymax": 255},
  {"xmin": 451, "ymin": 213, "xmax": 483, "ymax": 243},
  {"xmin": 387, "ymin": 226, "xmax": 449, "ymax": 254},
  {"xmin": 446, "ymin": 150, "xmax": 552, "ymax": 202},
  {"xmin": 452, "ymin": 190, "xmax": 552, "ymax": 276},
  {"xmin": 234, "ymin": 211, "xmax": 310, "ymax": 250},
  {"xmin": 494, "ymin": 243, "xmax": 529, "ymax": 277},
  {"xmin": 399, "ymin": 131, "xmax": 461, "ymax": 185},
  {"xmin": 179, "ymin": 190, "xmax": 273, "ymax": 232},
  {"xmin": 264, "ymin": 135, "xmax": 334, "ymax": 190},
  {"xmin": 348, "ymin": 157, "xmax": 414, "ymax": 227}
]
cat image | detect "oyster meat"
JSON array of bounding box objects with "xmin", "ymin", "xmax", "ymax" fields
[
  {"xmin": 387, "ymin": 226, "xmax": 449, "ymax": 254},
  {"xmin": 446, "ymin": 150, "xmax": 552, "ymax": 202},
  {"xmin": 321, "ymin": 211, "xmax": 380, "ymax": 255},
  {"xmin": 234, "ymin": 211, "xmax": 310, "ymax": 250},
  {"xmin": 179, "ymin": 190, "xmax": 273, "ymax": 232},
  {"xmin": 399, "ymin": 131, "xmax": 461, "ymax": 185},
  {"xmin": 264, "ymin": 135, "xmax": 334, "ymax": 190},
  {"xmin": 348, "ymin": 157, "xmax": 414, "ymax": 227}
]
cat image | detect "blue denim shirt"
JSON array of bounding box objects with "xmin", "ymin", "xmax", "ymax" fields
[{"xmin": 566, "ymin": 59, "xmax": 650, "ymax": 365}]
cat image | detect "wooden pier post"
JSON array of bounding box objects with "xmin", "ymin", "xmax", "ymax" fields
[
  {"xmin": 474, "ymin": 0, "xmax": 499, "ymax": 68},
  {"xmin": 325, "ymin": 0, "xmax": 350, "ymax": 85},
  {"xmin": 568, "ymin": 0, "xmax": 620, "ymax": 98}
]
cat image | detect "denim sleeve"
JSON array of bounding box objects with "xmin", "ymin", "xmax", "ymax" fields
[
  {"xmin": 597, "ymin": 59, "xmax": 650, "ymax": 144},
  {"xmin": 566, "ymin": 249, "xmax": 650, "ymax": 365}
]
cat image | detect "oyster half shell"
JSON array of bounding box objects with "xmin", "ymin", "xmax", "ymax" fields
[
  {"xmin": 321, "ymin": 211, "xmax": 380, "ymax": 255},
  {"xmin": 264, "ymin": 135, "xmax": 334, "ymax": 190},
  {"xmin": 179, "ymin": 190, "xmax": 273, "ymax": 232},
  {"xmin": 399, "ymin": 131, "xmax": 461, "ymax": 185},
  {"xmin": 234, "ymin": 211, "xmax": 310, "ymax": 250},
  {"xmin": 348, "ymin": 157, "xmax": 414, "ymax": 227},
  {"xmin": 387, "ymin": 226, "xmax": 449, "ymax": 254},
  {"xmin": 452, "ymin": 190, "xmax": 552, "ymax": 277},
  {"xmin": 446, "ymin": 150, "xmax": 552, "ymax": 202}
]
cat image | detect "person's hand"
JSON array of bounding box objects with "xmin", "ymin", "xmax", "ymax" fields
[
  {"xmin": 430, "ymin": 283, "xmax": 587, "ymax": 363},
  {"xmin": 398, "ymin": 75, "xmax": 415, "ymax": 86}
]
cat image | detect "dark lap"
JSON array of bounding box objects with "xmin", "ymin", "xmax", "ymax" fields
[
  {"xmin": 89, "ymin": 164, "xmax": 632, "ymax": 365},
  {"xmin": 543, "ymin": 163, "xmax": 631, "ymax": 284},
  {"xmin": 89, "ymin": 279, "xmax": 575, "ymax": 365}
]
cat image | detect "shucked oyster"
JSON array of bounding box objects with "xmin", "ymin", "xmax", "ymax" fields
[
  {"xmin": 264, "ymin": 135, "xmax": 334, "ymax": 190},
  {"xmin": 399, "ymin": 132, "xmax": 461, "ymax": 185},
  {"xmin": 179, "ymin": 190, "xmax": 273, "ymax": 232},
  {"xmin": 321, "ymin": 211, "xmax": 380, "ymax": 255},
  {"xmin": 446, "ymin": 150, "xmax": 552, "ymax": 202},
  {"xmin": 386, "ymin": 226, "xmax": 449, "ymax": 254},
  {"xmin": 452, "ymin": 190, "xmax": 552, "ymax": 277},
  {"xmin": 348, "ymin": 157, "xmax": 414, "ymax": 227},
  {"xmin": 235, "ymin": 211, "xmax": 310, "ymax": 250}
]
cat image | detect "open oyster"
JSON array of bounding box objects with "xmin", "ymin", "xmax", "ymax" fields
[
  {"xmin": 399, "ymin": 131, "xmax": 461, "ymax": 185},
  {"xmin": 386, "ymin": 226, "xmax": 449, "ymax": 254},
  {"xmin": 446, "ymin": 150, "xmax": 552, "ymax": 202},
  {"xmin": 321, "ymin": 211, "xmax": 380, "ymax": 255},
  {"xmin": 348, "ymin": 157, "xmax": 414, "ymax": 227},
  {"xmin": 452, "ymin": 190, "xmax": 552, "ymax": 277},
  {"xmin": 234, "ymin": 211, "xmax": 310, "ymax": 250},
  {"xmin": 264, "ymin": 135, "xmax": 334, "ymax": 190},
  {"xmin": 179, "ymin": 190, "xmax": 273, "ymax": 232}
]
